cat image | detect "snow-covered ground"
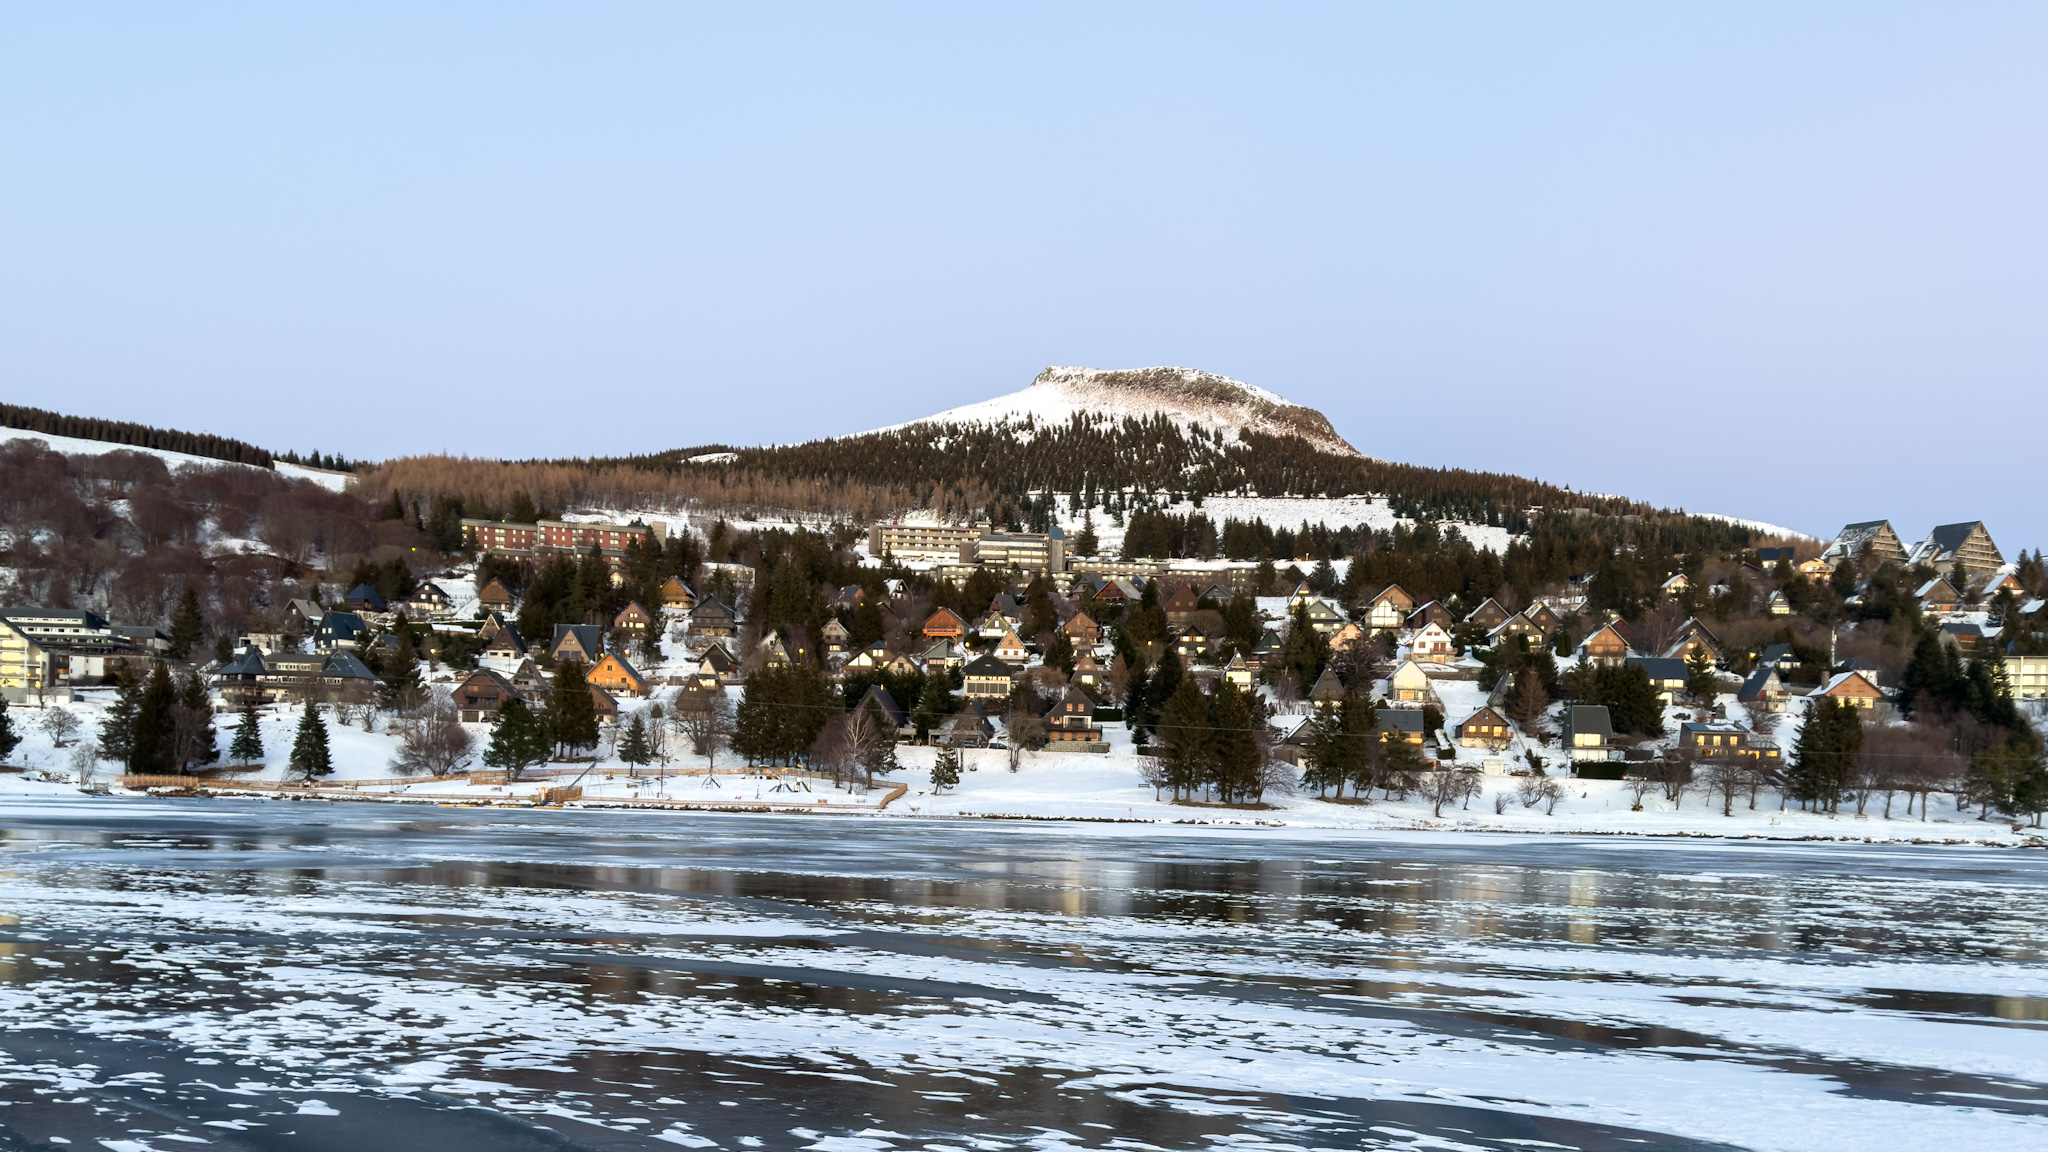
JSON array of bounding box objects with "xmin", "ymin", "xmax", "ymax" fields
[{"xmin": 8, "ymin": 686, "xmax": 2033, "ymax": 845}]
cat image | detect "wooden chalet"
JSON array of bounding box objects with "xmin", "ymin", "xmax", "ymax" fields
[
  {"xmin": 1522, "ymin": 602, "xmax": 1561, "ymax": 632},
  {"xmin": 922, "ymin": 607, "xmax": 969, "ymax": 640},
  {"xmin": 1678, "ymin": 722, "xmax": 1779, "ymax": 762},
  {"xmin": 1916, "ymin": 577, "xmax": 1962, "ymax": 615},
  {"xmin": 481, "ymin": 622, "xmax": 527, "ymax": 660},
  {"xmin": 819, "ymin": 618, "xmax": 852, "ymax": 653},
  {"xmin": 1662, "ymin": 618, "xmax": 1723, "ymax": 664},
  {"xmin": 1071, "ymin": 652, "xmax": 1103, "ymax": 689},
  {"xmin": 1488, "ymin": 612, "xmax": 1545, "ymax": 652},
  {"xmin": 1163, "ymin": 584, "xmax": 1202, "ymax": 623},
  {"xmin": 1365, "ymin": 585, "xmax": 1416, "ymax": 632},
  {"xmin": 1455, "ymin": 705, "xmax": 1513, "ymax": 749},
  {"xmin": 402, "ymin": 583, "xmax": 453, "ymax": 617},
  {"xmin": 1812, "ymin": 670, "xmax": 1884, "ymax": 710},
  {"xmin": 694, "ymin": 643, "xmax": 740, "ymax": 688},
  {"xmin": 588, "ymin": 684, "xmax": 620, "ymax": 724},
  {"xmin": 1737, "ymin": 664, "xmax": 1790, "ymax": 713},
  {"xmin": 1047, "ymin": 686, "xmax": 1103, "ymax": 747},
  {"xmin": 1223, "ymin": 652, "xmax": 1253, "ymax": 689},
  {"xmin": 1328, "ymin": 621, "xmax": 1368, "ymax": 651},
  {"xmin": 1577, "ymin": 621, "xmax": 1633, "ymax": 667},
  {"xmin": 345, "ymin": 583, "xmax": 388, "ymax": 614},
  {"xmin": 612, "ymin": 601, "xmax": 655, "ymax": 639},
  {"xmin": 658, "ymin": 576, "xmax": 697, "ymax": 610},
  {"xmin": 994, "ymin": 629, "xmax": 1029, "ymax": 666},
  {"xmin": 549, "ymin": 624, "xmax": 604, "ymax": 665},
  {"xmin": 933, "ymin": 701, "xmax": 996, "ymax": 748},
  {"xmin": 1464, "ymin": 597, "xmax": 1511, "ymax": 630},
  {"xmin": 455, "ymin": 668, "xmax": 522, "ymax": 723},
  {"xmin": 1377, "ymin": 709, "xmax": 1426, "ymax": 747},
  {"xmin": 688, "ymin": 600, "xmax": 738, "ymax": 638},
  {"xmin": 588, "ymin": 652, "xmax": 649, "ymax": 697},
  {"xmin": 853, "ymin": 685, "xmax": 914, "ymax": 741},
  {"xmin": 1405, "ymin": 601, "xmax": 1454, "ymax": 632},
  {"xmin": 478, "ymin": 579, "xmax": 515, "ymax": 613},
  {"xmin": 1061, "ymin": 610, "xmax": 1101, "ymax": 647},
  {"xmin": 1308, "ymin": 666, "xmax": 1347, "ymax": 705},
  {"xmin": 1627, "ymin": 656, "xmax": 1690, "ymax": 704}
]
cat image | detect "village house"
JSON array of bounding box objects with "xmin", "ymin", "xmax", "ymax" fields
[
  {"xmin": 1562, "ymin": 705, "xmax": 1615, "ymax": 762},
  {"xmin": 1576, "ymin": 621, "xmax": 1633, "ymax": 667},
  {"xmin": 1812, "ymin": 669, "xmax": 1885, "ymax": 710},
  {"xmin": 1308, "ymin": 666, "xmax": 1347, "ymax": 706},
  {"xmin": 658, "ymin": 576, "xmax": 696, "ymax": 610},
  {"xmin": 345, "ymin": 583, "xmax": 389, "ymax": 614},
  {"xmin": 1061, "ymin": 610, "xmax": 1101, "ymax": 648},
  {"xmin": 1365, "ymin": 585, "xmax": 1416, "ymax": 632},
  {"xmin": 1224, "ymin": 652, "xmax": 1253, "ymax": 689},
  {"xmin": 314, "ymin": 611, "xmax": 369, "ymax": 652},
  {"xmin": 215, "ymin": 647, "xmax": 379, "ymax": 706},
  {"xmin": 1386, "ymin": 658, "xmax": 1432, "ymax": 704},
  {"xmin": 1377, "ymin": 709, "xmax": 1426, "ymax": 749},
  {"xmin": 933, "ymin": 701, "xmax": 996, "ymax": 748},
  {"xmin": 477, "ymin": 579, "xmax": 516, "ymax": 613},
  {"xmin": 1626, "ymin": 656, "xmax": 1690, "ymax": 704},
  {"xmin": 612, "ymin": 601, "xmax": 654, "ymax": 640},
  {"xmin": 1408, "ymin": 621, "xmax": 1455, "ymax": 664},
  {"xmin": 688, "ymin": 600, "xmax": 738, "ymax": 638},
  {"xmin": 1915, "ymin": 577, "xmax": 1962, "ymax": 615},
  {"xmin": 1464, "ymin": 597, "xmax": 1511, "ymax": 630},
  {"xmin": 1047, "ymin": 686, "xmax": 1105, "ymax": 749},
  {"xmin": 994, "ymin": 629, "xmax": 1029, "ymax": 666},
  {"xmin": 819, "ymin": 618, "xmax": 852, "ymax": 653},
  {"xmin": 1662, "ymin": 618, "xmax": 1723, "ymax": 664},
  {"xmin": 694, "ymin": 644, "xmax": 740, "ymax": 688},
  {"xmin": 1405, "ymin": 601, "xmax": 1454, "ymax": 632},
  {"xmin": 1328, "ymin": 621, "xmax": 1368, "ymax": 652},
  {"xmin": 1298, "ymin": 597, "xmax": 1346, "ymax": 635},
  {"xmin": 1456, "ymin": 705, "xmax": 1514, "ymax": 749},
  {"xmin": 1939, "ymin": 621, "xmax": 1990, "ymax": 657},
  {"xmin": 549, "ymin": 624, "xmax": 604, "ymax": 666},
  {"xmin": 481, "ymin": 621, "xmax": 527, "ymax": 660},
  {"xmin": 454, "ymin": 668, "xmax": 523, "ymax": 723},
  {"xmin": 400, "ymin": 583, "xmax": 453, "ymax": 617},
  {"xmin": 1658, "ymin": 573, "xmax": 1690, "ymax": 599},
  {"xmin": 853, "ymin": 684, "xmax": 915, "ymax": 742},
  {"xmin": 1523, "ymin": 602, "xmax": 1561, "ymax": 632},
  {"xmin": 1071, "ymin": 652, "xmax": 1103, "ymax": 689},
  {"xmin": 1488, "ymin": 612, "xmax": 1546, "ymax": 653},
  {"xmin": 1678, "ymin": 722, "xmax": 1779, "ymax": 762},
  {"xmin": 588, "ymin": 684, "xmax": 620, "ymax": 725},
  {"xmin": 963, "ymin": 654, "xmax": 1016, "ymax": 700},
  {"xmin": 1163, "ymin": 584, "xmax": 1202, "ymax": 624},
  {"xmin": 1737, "ymin": 663, "xmax": 1790, "ymax": 713},
  {"xmin": 588, "ymin": 652, "xmax": 649, "ymax": 697},
  {"xmin": 921, "ymin": 607, "xmax": 969, "ymax": 640}
]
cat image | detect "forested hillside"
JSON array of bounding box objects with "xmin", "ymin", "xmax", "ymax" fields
[{"xmin": 359, "ymin": 412, "xmax": 1636, "ymax": 529}]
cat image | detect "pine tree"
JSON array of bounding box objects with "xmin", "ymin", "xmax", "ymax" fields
[
  {"xmin": 229, "ymin": 705, "xmax": 265, "ymax": 766},
  {"xmin": 99, "ymin": 669, "xmax": 141, "ymax": 765},
  {"xmin": 0, "ymin": 698, "xmax": 18, "ymax": 763},
  {"xmin": 168, "ymin": 585, "xmax": 205, "ymax": 661},
  {"xmin": 1789, "ymin": 699, "xmax": 1859, "ymax": 811},
  {"xmin": 1209, "ymin": 683, "xmax": 1258, "ymax": 803},
  {"xmin": 618, "ymin": 713, "xmax": 652, "ymax": 767},
  {"xmin": 1074, "ymin": 514, "xmax": 1099, "ymax": 558},
  {"xmin": 1900, "ymin": 631, "xmax": 1954, "ymax": 714},
  {"xmin": 913, "ymin": 672, "xmax": 950, "ymax": 743},
  {"xmin": 1684, "ymin": 648, "xmax": 1717, "ymax": 701},
  {"xmin": 550, "ymin": 660, "xmax": 598, "ymax": 754},
  {"xmin": 129, "ymin": 662, "xmax": 177, "ymax": 773},
  {"xmin": 930, "ymin": 744, "xmax": 962, "ymax": 793},
  {"xmin": 177, "ymin": 672, "xmax": 219, "ymax": 770},
  {"xmin": 484, "ymin": 699, "xmax": 551, "ymax": 780},
  {"xmin": 379, "ymin": 623, "xmax": 423, "ymax": 711},
  {"xmin": 288, "ymin": 702, "xmax": 333, "ymax": 779},
  {"xmin": 1506, "ymin": 669, "xmax": 1550, "ymax": 729},
  {"xmin": 1156, "ymin": 677, "xmax": 1214, "ymax": 801}
]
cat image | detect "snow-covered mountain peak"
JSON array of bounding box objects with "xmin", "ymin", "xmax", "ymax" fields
[{"xmin": 878, "ymin": 366, "xmax": 1362, "ymax": 457}]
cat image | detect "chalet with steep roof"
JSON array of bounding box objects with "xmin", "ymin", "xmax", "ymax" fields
[
  {"xmin": 588, "ymin": 652, "xmax": 649, "ymax": 697},
  {"xmin": 1405, "ymin": 601, "xmax": 1453, "ymax": 632},
  {"xmin": 658, "ymin": 576, "xmax": 697, "ymax": 610},
  {"xmin": 1464, "ymin": 597, "xmax": 1511, "ymax": 630},
  {"xmin": 1365, "ymin": 586, "xmax": 1417, "ymax": 632},
  {"xmin": 1916, "ymin": 577, "xmax": 1962, "ymax": 615},
  {"xmin": 478, "ymin": 579, "xmax": 515, "ymax": 613},
  {"xmin": 1577, "ymin": 622, "xmax": 1633, "ymax": 667},
  {"xmin": 1409, "ymin": 621, "xmax": 1455, "ymax": 664},
  {"xmin": 1822, "ymin": 520, "xmax": 1908, "ymax": 567},
  {"xmin": 1456, "ymin": 706, "xmax": 1514, "ymax": 749},
  {"xmin": 549, "ymin": 624, "xmax": 604, "ymax": 665},
  {"xmin": 612, "ymin": 601, "xmax": 654, "ymax": 639},
  {"xmin": 454, "ymin": 668, "xmax": 523, "ymax": 723},
  {"xmin": 1813, "ymin": 670, "xmax": 1884, "ymax": 710},
  {"xmin": 1386, "ymin": 658, "xmax": 1432, "ymax": 704},
  {"xmin": 1907, "ymin": 521, "xmax": 2003, "ymax": 577},
  {"xmin": 922, "ymin": 607, "xmax": 969, "ymax": 640}
]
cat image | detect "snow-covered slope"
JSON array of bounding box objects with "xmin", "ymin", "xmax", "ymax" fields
[
  {"xmin": 874, "ymin": 366, "xmax": 1362, "ymax": 457},
  {"xmin": 0, "ymin": 427, "xmax": 351, "ymax": 492}
]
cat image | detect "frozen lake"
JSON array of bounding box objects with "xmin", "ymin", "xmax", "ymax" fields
[{"xmin": 0, "ymin": 798, "xmax": 2043, "ymax": 1151}]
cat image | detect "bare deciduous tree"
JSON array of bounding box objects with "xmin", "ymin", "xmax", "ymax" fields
[{"xmin": 392, "ymin": 690, "xmax": 475, "ymax": 777}]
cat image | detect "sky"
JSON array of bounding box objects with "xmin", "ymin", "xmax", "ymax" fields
[{"xmin": 4, "ymin": 4, "xmax": 2045, "ymax": 548}]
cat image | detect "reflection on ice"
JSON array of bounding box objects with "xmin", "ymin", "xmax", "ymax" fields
[{"xmin": 0, "ymin": 798, "xmax": 2042, "ymax": 1150}]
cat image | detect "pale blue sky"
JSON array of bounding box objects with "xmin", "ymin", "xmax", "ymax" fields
[{"xmin": 4, "ymin": 5, "xmax": 2044, "ymax": 547}]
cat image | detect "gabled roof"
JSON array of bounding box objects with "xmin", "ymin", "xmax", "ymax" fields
[
  {"xmin": 1308, "ymin": 667, "xmax": 1346, "ymax": 701},
  {"xmin": 346, "ymin": 583, "xmax": 388, "ymax": 610},
  {"xmin": 1565, "ymin": 704, "xmax": 1613, "ymax": 737},
  {"xmin": 1457, "ymin": 705, "xmax": 1511, "ymax": 732},
  {"xmin": 322, "ymin": 651, "xmax": 378, "ymax": 681},
  {"xmin": 923, "ymin": 607, "xmax": 969, "ymax": 632},
  {"xmin": 1626, "ymin": 656, "xmax": 1690, "ymax": 682},
  {"xmin": 1815, "ymin": 670, "xmax": 1883, "ymax": 698},
  {"xmin": 478, "ymin": 578, "xmax": 514, "ymax": 601},
  {"xmin": 458, "ymin": 667, "xmax": 520, "ymax": 695},
  {"xmin": 1915, "ymin": 576, "xmax": 1960, "ymax": 600},
  {"xmin": 1737, "ymin": 665, "xmax": 1783, "ymax": 702},
  {"xmin": 218, "ymin": 646, "xmax": 267, "ymax": 677},
  {"xmin": 964, "ymin": 653, "xmax": 1015, "ymax": 678},
  {"xmin": 855, "ymin": 684, "xmax": 909, "ymax": 729},
  {"xmin": 1378, "ymin": 709, "xmax": 1424, "ymax": 735},
  {"xmin": 551, "ymin": 624, "xmax": 604, "ymax": 660}
]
